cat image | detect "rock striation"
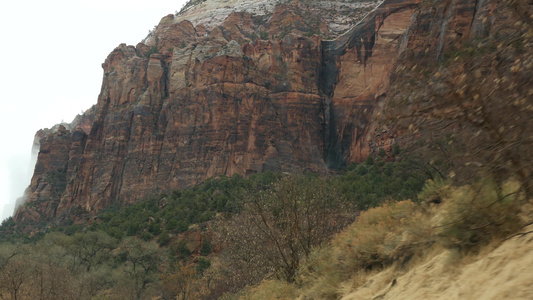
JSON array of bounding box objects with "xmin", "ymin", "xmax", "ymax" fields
[{"xmin": 16, "ymin": 0, "xmax": 513, "ymax": 223}]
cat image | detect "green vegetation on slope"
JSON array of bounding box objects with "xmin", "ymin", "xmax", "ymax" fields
[
  {"xmin": 0, "ymin": 157, "xmax": 430, "ymax": 299},
  {"xmin": 88, "ymin": 172, "xmax": 282, "ymax": 242}
]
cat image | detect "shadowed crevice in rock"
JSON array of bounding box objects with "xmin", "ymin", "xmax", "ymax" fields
[{"xmin": 320, "ymin": 0, "xmax": 421, "ymax": 169}]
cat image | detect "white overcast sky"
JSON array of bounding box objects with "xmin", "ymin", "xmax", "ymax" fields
[{"xmin": 0, "ymin": 0, "xmax": 188, "ymax": 221}]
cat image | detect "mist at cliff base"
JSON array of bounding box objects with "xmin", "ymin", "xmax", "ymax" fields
[{"xmin": 0, "ymin": 0, "xmax": 188, "ymax": 222}]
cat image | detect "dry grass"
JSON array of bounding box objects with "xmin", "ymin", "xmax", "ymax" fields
[
  {"xmin": 436, "ymin": 180, "xmax": 524, "ymax": 249},
  {"xmin": 237, "ymin": 280, "xmax": 299, "ymax": 300},
  {"xmin": 331, "ymin": 201, "xmax": 433, "ymax": 274},
  {"xmin": 238, "ymin": 179, "xmax": 528, "ymax": 300},
  {"xmin": 293, "ymin": 200, "xmax": 433, "ymax": 299}
]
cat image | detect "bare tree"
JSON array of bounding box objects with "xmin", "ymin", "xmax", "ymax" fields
[
  {"xmin": 0, "ymin": 256, "xmax": 33, "ymax": 300},
  {"xmin": 219, "ymin": 175, "xmax": 356, "ymax": 285},
  {"xmin": 68, "ymin": 231, "xmax": 117, "ymax": 273},
  {"xmin": 116, "ymin": 237, "xmax": 161, "ymax": 299},
  {"xmin": 161, "ymin": 262, "xmax": 201, "ymax": 300}
]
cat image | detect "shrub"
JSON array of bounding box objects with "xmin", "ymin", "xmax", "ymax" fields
[
  {"xmin": 175, "ymin": 240, "xmax": 191, "ymax": 260},
  {"xmin": 201, "ymin": 239, "xmax": 212, "ymax": 256},
  {"xmin": 196, "ymin": 257, "xmax": 211, "ymax": 276},
  {"xmin": 378, "ymin": 148, "xmax": 386, "ymax": 157},
  {"xmin": 392, "ymin": 144, "xmax": 401, "ymax": 155},
  {"xmin": 437, "ymin": 180, "xmax": 523, "ymax": 249},
  {"xmin": 297, "ymin": 247, "xmax": 341, "ymax": 299},
  {"xmin": 145, "ymin": 45, "xmax": 158, "ymax": 58},
  {"xmin": 158, "ymin": 231, "xmax": 170, "ymax": 246},
  {"xmin": 332, "ymin": 201, "xmax": 432, "ymax": 276},
  {"xmin": 140, "ymin": 231, "xmax": 153, "ymax": 242},
  {"xmin": 240, "ymin": 280, "xmax": 298, "ymax": 300},
  {"xmin": 148, "ymin": 222, "xmax": 162, "ymax": 235},
  {"xmin": 417, "ymin": 178, "xmax": 452, "ymax": 204}
]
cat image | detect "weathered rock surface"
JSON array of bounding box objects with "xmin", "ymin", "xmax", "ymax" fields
[
  {"xmin": 17, "ymin": 0, "xmax": 514, "ymax": 223},
  {"xmin": 161, "ymin": 0, "xmax": 380, "ymax": 38},
  {"xmin": 16, "ymin": 108, "xmax": 95, "ymax": 223},
  {"xmin": 383, "ymin": 0, "xmax": 533, "ymax": 191}
]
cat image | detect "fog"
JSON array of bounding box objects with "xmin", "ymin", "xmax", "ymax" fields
[{"xmin": 0, "ymin": 0, "xmax": 188, "ymax": 222}]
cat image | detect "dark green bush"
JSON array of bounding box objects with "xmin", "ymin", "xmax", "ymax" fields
[
  {"xmin": 158, "ymin": 231, "xmax": 171, "ymax": 246},
  {"xmin": 335, "ymin": 159, "xmax": 428, "ymax": 210},
  {"xmin": 201, "ymin": 239, "xmax": 212, "ymax": 256},
  {"xmin": 196, "ymin": 257, "xmax": 211, "ymax": 275}
]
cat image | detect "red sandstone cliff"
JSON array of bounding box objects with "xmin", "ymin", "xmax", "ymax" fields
[{"xmin": 17, "ymin": 0, "xmax": 521, "ymax": 223}]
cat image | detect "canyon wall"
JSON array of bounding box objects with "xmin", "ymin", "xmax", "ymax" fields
[{"xmin": 16, "ymin": 0, "xmax": 505, "ymax": 223}]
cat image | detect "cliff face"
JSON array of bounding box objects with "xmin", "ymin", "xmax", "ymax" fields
[
  {"xmin": 19, "ymin": 108, "xmax": 95, "ymax": 222},
  {"xmin": 16, "ymin": 0, "xmax": 514, "ymax": 223},
  {"xmin": 385, "ymin": 0, "xmax": 533, "ymax": 191},
  {"xmin": 322, "ymin": 0, "xmax": 420, "ymax": 166}
]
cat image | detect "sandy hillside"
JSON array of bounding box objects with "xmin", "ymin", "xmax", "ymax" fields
[{"xmin": 342, "ymin": 226, "xmax": 533, "ymax": 300}]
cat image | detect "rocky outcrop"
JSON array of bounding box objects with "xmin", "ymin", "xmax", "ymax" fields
[
  {"xmin": 16, "ymin": 108, "xmax": 95, "ymax": 223},
  {"xmin": 163, "ymin": 0, "xmax": 381, "ymax": 39},
  {"xmin": 61, "ymin": 32, "xmax": 327, "ymax": 217},
  {"xmin": 321, "ymin": 0, "xmax": 420, "ymax": 166},
  {"xmin": 385, "ymin": 0, "xmax": 533, "ymax": 192},
  {"xmin": 18, "ymin": 0, "xmax": 513, "ymax": 223}
]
